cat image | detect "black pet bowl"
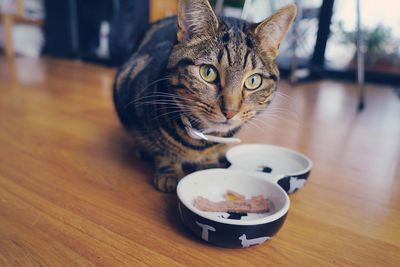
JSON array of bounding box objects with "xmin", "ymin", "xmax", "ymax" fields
[{"xmin": 177, "ymin": 144, "xmax": 312, "ymax": 248}]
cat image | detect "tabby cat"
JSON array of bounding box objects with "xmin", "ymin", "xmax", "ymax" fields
[{"xmin": 113, "ymin": 0, "xmax": 296, "ymax": 192}]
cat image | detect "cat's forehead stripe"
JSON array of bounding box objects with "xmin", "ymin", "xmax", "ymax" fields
[
  {"xmin": 224, "ymin": 44, "xmax": 232, "ymax": 66},
  {"xmin": 242, "ymin": 49, "xmax": 250, "ymax": 69},
  {"xmin": 218, "ymin": 23, "xmax": 266, "ymax": 73}
]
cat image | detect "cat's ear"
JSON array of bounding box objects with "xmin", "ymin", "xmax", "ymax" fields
[
  {"xmin": 253, "ymin": 4, "xmax": 297, "ymax": 59},
  {"xmin": 177, "ymin": 0, "xmax": 219, "ymax": 43}
]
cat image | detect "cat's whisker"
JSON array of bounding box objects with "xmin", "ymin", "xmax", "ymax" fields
[
  {"xmin": 247, "ymin": 116, "xmax": 281, "ymax": 134},
  {"xmin": 129, "ymin": 92, "xmax": 190, "ymax": 104},
  {"xmin": 244, "ymin": 118, "xmax": 266, "ymax": 134},
  {"xmin": 181, "ymin": 115, "xmax": 205, "ymax": 131},
  {"xmin": 275, "ymin": 91, "xmax": 299, "ymax": 105},
  {"xmin": 255, "ymin": 112, "xmax": 300, "ymax": 129},
  {"xmin": 268, "ymin": 106, "xmax": 297, "ymax": 112},
  {"xmin": 124, "ymin": 82, "xmax": 194, "ymax": 104},
  {"xmin": 264, "ymin": 108, "xmax": 300, "ymax": 121},
  {"xmin": 189, "ymin": 118, "xmax": 204, "ymax": 129},
  {"xmin": 128, "ymin": 94, "xmax": 194, "ymax": 108},
  {"xmin": 150, "ymin": 107, "xmax": 197, "ymax": 122},
  {"xmin": 268, "ymin": 107, "xmax": 293, "ymax": 112},
  {"xmin": 244, "ymin": 114, "xmax": 284, "ymax": 136},
  {"xmin": 258, "ymin": 107, "xmax": 300, "ymax": 121},
  {"xmin": 259, "ymin": 110, "xmax": 300, "ymax": 121},
  {"xmin": 142, "ymin": 91, "xmax": 191, "ymax": 100},
  {"xmin": 139, "ymin": 76, "xmax": 171, "ymax": 90},
  {"xmin": 253, "ymin": 114, "xmax": 282, "ymax": 123},
  {"xmin": 135, "ymin": 100, "xmax": 186, "ymax": 107},
  {"xmin": 256, "ymin": 113, "xmax": 286, "ymax": 122}
]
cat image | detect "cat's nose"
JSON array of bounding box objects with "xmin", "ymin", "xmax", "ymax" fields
[{"xmin": 222, "ymin": 109, "xmax": 238, "ymax": 119}]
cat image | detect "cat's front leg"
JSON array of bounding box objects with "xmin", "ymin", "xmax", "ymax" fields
[
  {"xmin": 193, "ymin": 153, "xmax": 222, "ymax": 171},
  {"xmin": 194, "ymin": 146, "xmax": 232, "ymax": 170},
  {"xmin": 153, "ymin": 156, "xmax": 184, "ymax": 193},
  {"xmin": 199, "ymin": 156, "xmax": 220, "ymax": 170}
]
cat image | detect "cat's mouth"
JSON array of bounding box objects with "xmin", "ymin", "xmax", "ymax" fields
[
  {"xmin": 204, "ymin": 121, "xmax": 238, "ymax": 133},
  {"xmin": 181, "ymin": 115, "xmax": 241, "ymax": 144},
  {"xmin": 202, "ymin": 117, "xmax": 243, "ymax": 134}
]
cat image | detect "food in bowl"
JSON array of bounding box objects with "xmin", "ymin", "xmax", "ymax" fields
[
  {"xmin": 194, "ymin": 190, "xmax": 270, "ymax": 213},
  {"xmin": 177, "ymin": 169, "xmax": 290, "ymax": 248},
  {"xmin": 226, "ymin": 190, "xmax": 245, "ymax": 201}
]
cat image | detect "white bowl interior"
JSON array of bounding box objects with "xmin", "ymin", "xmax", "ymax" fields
[
  {"xmin": 177, "ymin": 169, "xmax": 290, "ymax": 226},
  {"xmin": 226, "ymin": 144, "xmax": 312, "ymax": 177}
]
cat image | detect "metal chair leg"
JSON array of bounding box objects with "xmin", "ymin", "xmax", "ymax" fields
[
  {"xmin": 215, "ymin": 0, "xmax": 224, "ymax": 15},
  {"xmin": 356, "ymin": 0, "xmax": 365, "ymax": 111},
  {"xmin": 240, "ymin": 0, "xmax": 251, "ymax": 19}
]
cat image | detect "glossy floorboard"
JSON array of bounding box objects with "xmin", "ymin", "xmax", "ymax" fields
[{"xmin": 0, "ymin": 56, "xmax": 399, "ymax": 266}]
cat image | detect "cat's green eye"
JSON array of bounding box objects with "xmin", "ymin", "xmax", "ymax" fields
[
  {"xmin": 200, "ymin": 65, "xmax": 218, "ymax": 83},
  {"xmin": 244, "ymin": 74, "xmax": 262, "ymax": 90}
]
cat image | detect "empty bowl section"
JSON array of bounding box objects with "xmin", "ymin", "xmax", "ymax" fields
[
  {"xmin": 226, "ymin": 144, "xmax": 312, "ymax": 193},
  {"xmin": 226, "ymin": 144, "xmax": 312, "ymax": 176}
]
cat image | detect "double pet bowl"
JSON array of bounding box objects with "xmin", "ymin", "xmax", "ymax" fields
[{"xmin": 177, "ymin": 144, "xmax": 312, "ymax": 248}]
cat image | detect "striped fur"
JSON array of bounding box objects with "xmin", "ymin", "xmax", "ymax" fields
[{"xmin": 113, "ymin": 1, "xmax": 296, "ymax": 192}]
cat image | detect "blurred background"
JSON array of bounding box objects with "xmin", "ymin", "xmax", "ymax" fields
[{"xmin": 1, "ymin": 0, "xmax": 399, "ymax": 86}]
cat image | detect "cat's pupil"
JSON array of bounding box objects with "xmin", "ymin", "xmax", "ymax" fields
[{"xmin": 245, "ymin": 74, "xmax": 261, "ymax": 90}]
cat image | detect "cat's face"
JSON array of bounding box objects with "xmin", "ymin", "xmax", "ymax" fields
[{"xmin": 167, "ymin": 0, "xmax": 296, "ymax": 134}]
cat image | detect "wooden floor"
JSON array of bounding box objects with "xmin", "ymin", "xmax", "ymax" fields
[{"xmin": 0, "ymin": 56, "xmax": 399, "ymax": 266}]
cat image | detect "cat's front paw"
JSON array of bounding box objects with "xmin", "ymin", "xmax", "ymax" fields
[
  {"xmin": 153, "ymin": 168, "xmax": 180, "ymax": 193},
  {"xmin": 153, "ymin": 157, "xmax": 185, "ymax": 193}
]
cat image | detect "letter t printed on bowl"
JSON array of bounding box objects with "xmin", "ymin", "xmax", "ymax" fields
[{"xmin": 195, "ymin": 221, "xmax": 216, "ymax": 241}]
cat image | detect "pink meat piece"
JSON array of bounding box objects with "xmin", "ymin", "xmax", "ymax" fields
[{"xmin": 194, "ymin": 195, "xmax": 270, "ymax": 213}]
